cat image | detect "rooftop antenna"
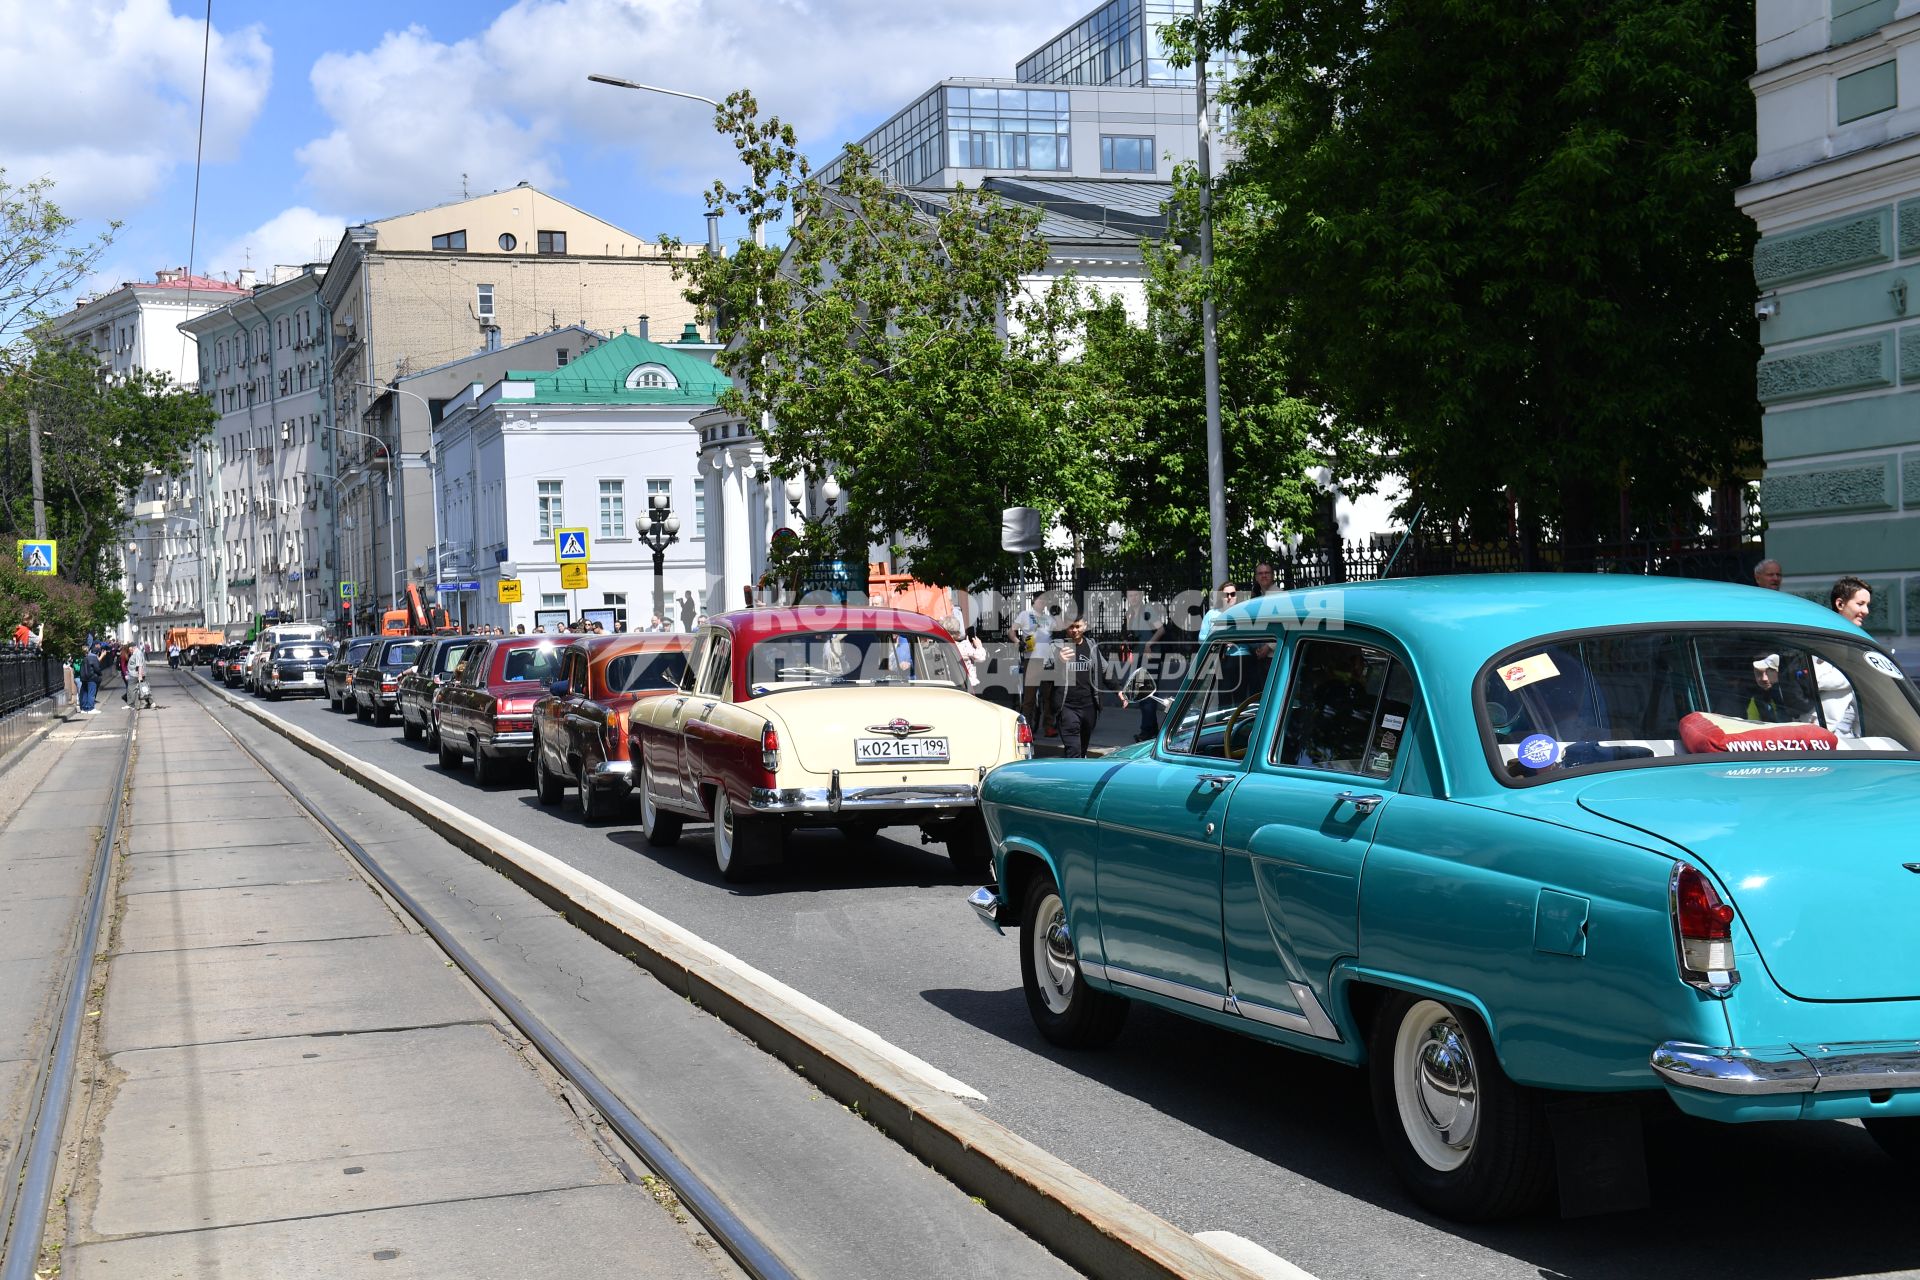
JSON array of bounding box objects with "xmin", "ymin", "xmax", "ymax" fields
[
  {"xmin": 1380, "ymin": 502, "xmax": 1427, "ymax": 579},
  {"xmin": 462, "ymin": 172, "xmax": 470, "ymax": 199}
]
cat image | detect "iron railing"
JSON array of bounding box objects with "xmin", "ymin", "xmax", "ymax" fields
[{"xmin": 0, "ymin": 646, "xmax": 64, "ymax": 718}]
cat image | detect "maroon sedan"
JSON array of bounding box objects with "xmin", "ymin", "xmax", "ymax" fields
[
  {"xmin": 531, "ymin": 633, "xmax": 693, "ymax": 822},
  {"xmin": 433, "ymin": 635, "xmax": 563, "ymax": 786}
]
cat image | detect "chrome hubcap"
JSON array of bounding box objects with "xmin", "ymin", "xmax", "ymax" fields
[
  {"xmin": 1031, "ymin": 895, "xmax": 1076, "ymax": 1014},
  {"xmin": 1413, "ymin": 1021, "xmax": 1478, "ymax": 1150}
]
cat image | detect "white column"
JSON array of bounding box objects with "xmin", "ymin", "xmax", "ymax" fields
[{"xmin": 721, "ymin": 447, "xmax": 753, "ymax": 611}]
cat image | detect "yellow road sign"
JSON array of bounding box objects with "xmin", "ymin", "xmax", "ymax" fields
[
  {"xmin": 554, "ymin": 528, "xmax": 591, "ymax": 565},
  {"xmin": 560, "ymin": 562, "xmax": 589, "ymax": 590},
  {"xmin": 497, "ymin": 577, "xmax": 523, "ymax": 603}
]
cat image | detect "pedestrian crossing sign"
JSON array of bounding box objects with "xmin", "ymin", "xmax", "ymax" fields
[
  {"xmin": 17, "ymin": 539, "xmax": 56, "ymax": 575},
  {"xmin": 554, "ymin": 528, "xmax": 591, "ymax": 565}
]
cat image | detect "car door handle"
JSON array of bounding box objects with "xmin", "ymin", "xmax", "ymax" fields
[
  {"xmin": 1196, "ymin": 773, "xmax": 1235, "ymax": 794},
  {"xmin": 1337, "ymin": 791, "xmax": 1384, "ymax": 816}
]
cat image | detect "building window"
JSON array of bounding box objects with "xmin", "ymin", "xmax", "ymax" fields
[
  {"xmin": 599, "ymin": 479, "xmax": 625, "ymax": 538},
  {"xmin": 693, "ymin": 478, "xmax": 706, "ymax": 537},
  {"xmin": 431, "ymin": 230, "xmax": 467, "ymax": 251},
  {"xmin": 476, "ymin": 283, "xmax": 494, "ymax": 318},
  {"xmin": 625, "ymin": 363, "xmax": 676, "ymax": 390},
  {"xmin": 602, "ymin": 592, "xmax": 628, "ymax": 631},
  {"xmin": 498, "ymin": 232, "xmax": 518, "ymax": 252},
  {"xmin": 537, "ymin": 479, "xmax": 564, "ymax": 538},
  {"xmin": 646, "ymin": 478, "xmax": 672, "ymax": 522},
  {"xmin": 1100, "ymin": 134, "xmax": 1155, "ymax": 172},
  {"xmin": 541, "ymin": 593, "xmax": 566, "ymax": 608},
  {"xmin": 537, "ymin": 230, "xmax": 567, "ymax": 254},
  {"xmin": 556, "ymin": 347, "xmax": 570, "ymax": 367}
]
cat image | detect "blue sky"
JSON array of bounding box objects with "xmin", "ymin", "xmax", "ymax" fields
[{"xmin": 3, "ymin": 0, "xmax": 1096, "ymax": 300}]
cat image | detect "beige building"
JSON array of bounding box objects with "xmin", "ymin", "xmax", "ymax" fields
[{"xmin": 319, "ymin": 184, "xmax": 701, "ymax": 624}]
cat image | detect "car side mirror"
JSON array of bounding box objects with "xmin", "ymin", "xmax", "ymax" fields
[{"xmin": 549, "ymin": 678, "xmax": 570, "ymax": 698}]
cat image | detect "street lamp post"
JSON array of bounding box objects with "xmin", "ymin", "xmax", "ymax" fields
[
  {"xmin": 784, "ymin": 475, "xmax": 840, "ymax": 525},
  {"xmin": 354, "ymin": 380, "xmax": 438, "ymax": 610},
  {"xmin": 1194, "ymin": 0, "xmax": 1227, "ymax": 590},
  {"xmin": 635, "ymin": 493, "xmax": 681, "ymax": 628}
]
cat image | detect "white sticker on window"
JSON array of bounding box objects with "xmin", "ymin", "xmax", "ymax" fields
[
  {"xmin": 1381, "ymin": 713, "xmax": 1406, "ymax": 731},
  {"xmin": 1864, "ymin": 651, "xmax": 1904, "ymax": 678},
  {"xmin": 1497, "ymin": 653, "xmax": 1561, "ymax": 691}
]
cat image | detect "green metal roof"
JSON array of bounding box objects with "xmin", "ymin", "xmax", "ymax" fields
[{"xmin": 502, "ymin": 331, "xmax": 731, "ymax": 404}]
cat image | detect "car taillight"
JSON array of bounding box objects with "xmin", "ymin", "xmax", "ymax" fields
[
  {"xmin": 604, "ymin": 711, "xmax": 626, "ymax": 758},
  {"xmin": 761, "ymin": 723, "xmax": 780, "ymax": 772},
  {"xmin": 1671, "ymin": 862, "xmax": 1739, "ymax": 995},
  {"xmin": 382, "ymin": 675, "xmax": 398, "ymax": 688},
  {"xmin": 1015, "ymin": 715, "xmax": 1033, "ymax": 760}
]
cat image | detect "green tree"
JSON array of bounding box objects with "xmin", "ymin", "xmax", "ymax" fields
[
  {"xmin": 1184, "ymin": 0, "xmax": 1761, "ymax": 541},
  {"xmin": 1074, "ymin": 161, "xmax": 1324, "ymax": 568},
  {"xmin": 665, "ymin": 94, "xmax": 1120, "ymax": 587},
  {"xmin": 1, "ymin": 169, "xmax": 117, "ymax": 360},
  {"xmin": 1, "ymin": 341, "xmax": 216, "ymax": 594}
]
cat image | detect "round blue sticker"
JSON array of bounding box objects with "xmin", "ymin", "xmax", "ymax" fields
[{"xmin": 1517, "ymin": 734, "xmax": 1560, "ymax": 770}]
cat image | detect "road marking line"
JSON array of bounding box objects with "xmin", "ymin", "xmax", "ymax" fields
[
  {"xmin": 1195, "ymin": 1232, "xmax": 1319, "ymax": 1280},
  {"xmin": 233, "ymin": 691, "xmax": 987, "ymax": 1102}
]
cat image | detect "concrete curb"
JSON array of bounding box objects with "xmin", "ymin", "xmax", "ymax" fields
[{"xmin": 189, "ymin": 675, "xmax": 1264, "ymax": 1280}]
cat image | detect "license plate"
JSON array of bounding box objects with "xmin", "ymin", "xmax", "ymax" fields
[{"xmin": 854, "ymin": 736, "xmax": 950, "ymax": 764}]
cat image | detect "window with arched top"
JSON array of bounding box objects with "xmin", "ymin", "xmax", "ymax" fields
[{"xmin": 625, "ymin": 363, "xmax": 678, "ymax": 390}]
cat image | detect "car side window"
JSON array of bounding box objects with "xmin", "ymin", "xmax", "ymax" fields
[
  {"xmin": 1163, "ymin": 642, "xmax": 1270, "ymax": 760},
  {"xmin": 698, "ymin": 635, "xmax": 732, "ymax": 698},
  {"xmin": 1273, "ymin": 639, "xmax": 1417, "ymax": 778}
]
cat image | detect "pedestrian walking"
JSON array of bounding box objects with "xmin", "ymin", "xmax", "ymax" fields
[
  {"xmin": 1054, "ymin": 619, "xmax": 1103, "ymax": 758},
  {"xmin": 79, "ymin": 647, "xmax": 101, "ymax": 714},
  {"xmin": 168, "ymin": 641, "xmax": 181, "ymax": 669},
  {"xmin": 954, "ymin": 624, "xmax": 986, "ymax": 690},
  {"xmin": 679, "ymin": 590, "xmax": 697, "ymax": 633},
  {"xmin": 124, "ymin": 643, "xmax": 148, "ymax": 707}
]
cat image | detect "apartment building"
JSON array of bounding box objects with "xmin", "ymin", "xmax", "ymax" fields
[
  {"xmin": 179, "ymin": 265, "xmax": 336, "ymax": 630},
  {"xmin": 320, "ymin": 185, "xmax": 702, "ymax": 624}
]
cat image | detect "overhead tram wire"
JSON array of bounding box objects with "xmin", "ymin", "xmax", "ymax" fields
[{"xmin": 177, "ymin": 0, "xmax": 213, "ymax": 380}]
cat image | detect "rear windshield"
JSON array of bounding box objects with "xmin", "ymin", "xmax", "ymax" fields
[
  {"xmin": 745, "ymin": 629, "xmax": 966, "ymax": 695},
  {"xmin": 606, "ymin": 649, "xmax": 689, "ymax": 694},
  {"xmin": 344, "ymin": 640, "xmax": 374, "ymax": 662},
  {"xmin": 1481, "ymin": 627, "xmax": 1920, "ymax": 782},
  {"xmin": 273, "ymin": 644, "xmax": 328, "ymax": 660},
  {"xmin": 380, "ymin": 640, "xmax": 425, "ymax": 668},
  {"xmin": 499, "ymin": 644, "xmax": 562, "ymax": 683}
]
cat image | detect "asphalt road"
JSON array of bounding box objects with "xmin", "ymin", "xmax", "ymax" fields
[{"xmin": 227, "ymin": 678, "xmax": 1920, "ymax": 1280}]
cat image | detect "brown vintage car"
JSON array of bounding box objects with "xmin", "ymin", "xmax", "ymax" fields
[
  {"xmin": 433, "ymin": 635, "xmax": 563, "ymax": 786},
  {"xmin": 531, "ymin": 633, "xmax": 693, "ymax": 822}
]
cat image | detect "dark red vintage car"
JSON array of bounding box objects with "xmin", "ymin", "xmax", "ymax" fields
[
  {"xmin": 531, "ymin": 633, "xmax": 693, "ymax": 822},
  {"xmin": 433, "ymin": 635, "xmax": 564, "ymax": 786}
]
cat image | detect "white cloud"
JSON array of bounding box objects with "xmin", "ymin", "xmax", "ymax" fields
[
  {"xmin": 0, "ymin": 0, "xmax": 271, "ymax": 217},
  {"xmin": 295, "ymin": 0, "xmax": 1092, "ymax": 216},
  {"xmin": 207, "ymin": 206, "xmax": 349, "ymax": 280}
]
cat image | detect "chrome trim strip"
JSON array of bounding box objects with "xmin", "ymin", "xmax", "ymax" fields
[
  {"xmin": 1099, "ymin": 963, "xmax": 1231, "ymax": 1013},
  {"xmin": 747, "ymin": 783, "xmax": 978, "ymax": 815},
  {"xmin": 588, "ymin": 760, "xmax": 633, "ymax": 781},
  {"xmin": 991, "ymin": 803, "xmax": 1099, "ymax": 828},
  {"xmin": 1225, "ymin": 983, "xmax": 1343, "ymax": 1041},
  {"xmin": 488, "ymin": 731, "xmax": 535, "ymax": 750},
  {"xmin": 1099, "ymin": 820, "xmax": 1229, "ymax": 854},
  {"xmin": 966, "ymin": 885, "xmax": 1004, "ymax": 935},
  {"xmin": 1652, "ymin": 1039, "xmax": 1920, "ymax": 1096}
]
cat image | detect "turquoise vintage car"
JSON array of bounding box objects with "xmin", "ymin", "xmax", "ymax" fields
[{"xmin": 968, "ymin": 575, "xmax": 1920, "ymax": 1220}]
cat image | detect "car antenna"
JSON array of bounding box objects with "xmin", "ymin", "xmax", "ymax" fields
[{"xmin": 1380, "ymin": 503, "xmax": 1426, "ymax": 579}]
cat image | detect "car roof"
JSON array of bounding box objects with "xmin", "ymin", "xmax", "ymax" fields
[
  {"xmin": 1222, "ymin": 574, "xmax": 1862, "ymax": 671},
  {"xmin": 713, "ymin": 606, "xmax": 951, "ymax": 646}
]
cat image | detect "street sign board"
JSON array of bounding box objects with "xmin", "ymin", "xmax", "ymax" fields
[
  {"xmin": 554, "ymin": 528, "xmax": 591, "ymax": 565},
  {"xmin": 497, "ymin": 578, "xmax": 523, "ymax": 603},
  {"xmin": 17, "ymin": 539, "xmax": 56, "ymax": 575},
  {"xmin": 560, "ymin": 562, "xmax": 589, "ymax": 590},
  {"xmin": 339, "ymin": 581, "xmax": 355, "ymax": 600},
  {"xmin": 437, "ymin": 581, "xmax": 481, "ymax": 593}
]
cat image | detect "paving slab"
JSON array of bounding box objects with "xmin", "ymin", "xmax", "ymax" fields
[
  {"xmin": 116, "ymin": 879, "xmax": 402, "ymax": 953},
  {"xmin": 2, "ymin": 794, "xmax": 111, "ymax": 833},
  {"xmin": 0, "ymin": 955, "xmax": 60, "ymax": 1060},
  {"xmin": 0, "ymin": 867, "xmax": 84, "ymax": 961},
  {"xmin": 121, "ymin": 842, "xmax": 349, "ymax": 894},
  {"xmin": 87, "ymin": 1024, "xmax": 624, "ymax": 1237},
  {"xmin": 129, "ymin": 767, "xmax": 273, "ymax": 790},
  {"xmin": 102, "ymin": 933, "xmax": 487, "ymax": 1052},
  {"xmin": 67, "ymin": 1183, "xmax": 730, "ymax": 1280},
  {"xmin": 128, "ymin": 791, "xmax": 305, "ymax": 825},
  {"xmin": 128, "ymin": 817, "xmax": 320, "ymax": 853}
]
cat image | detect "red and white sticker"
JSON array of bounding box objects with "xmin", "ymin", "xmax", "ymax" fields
[{"xmin": 1498, "ymin": 653, "xmax": 1560, "ymax": 691}]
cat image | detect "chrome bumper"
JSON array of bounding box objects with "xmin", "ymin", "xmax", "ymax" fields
[
  {"xmin": 487, "ymin": 731, "xmax": 535, "ymax": 754},
  {"xmin": 967, "ymin": 885, "xmax": 1005, "ymax": 935},
  {"xmin": 588, "ymin": 760, "xmax": 633, "ymax": 784},
  {"xmin": 1653, "ymin": 1040, "xmax": 1920, "ymax": 1096},
  {"xmin": 749, "ymin": 777, "xmax": 977, "ymax": 815}
]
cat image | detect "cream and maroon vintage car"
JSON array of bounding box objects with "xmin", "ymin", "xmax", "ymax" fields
[{"xmin": 628, "ymin": 607, "xmax": 1031, "ymax": 881}]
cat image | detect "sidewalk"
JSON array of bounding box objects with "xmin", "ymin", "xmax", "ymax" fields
[{"xmin": 58, "ymin": 674, "xmax": 736, "ymax": 1278}]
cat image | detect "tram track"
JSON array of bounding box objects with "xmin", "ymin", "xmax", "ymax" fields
[
  {"xmin": 171, "ymin": 663, "xmax": 798, "ymax": 1280},
  {"xmin": 0, "ymin": 709, "xmax": 135, "ymax": 1280}
]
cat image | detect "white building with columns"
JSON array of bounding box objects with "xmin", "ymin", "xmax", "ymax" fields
[{"xmin": 434, "ymin": 330, "xmax": 721, "ymax": 631}]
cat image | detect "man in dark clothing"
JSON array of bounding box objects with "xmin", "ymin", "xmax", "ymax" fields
[
  {"xmin": 79, "ymin": 648, "xmax": 101, "ymax": 713},
  {"xmin": 1054, "ymin": 618, "xmax": 1103, "ymax": 758}
]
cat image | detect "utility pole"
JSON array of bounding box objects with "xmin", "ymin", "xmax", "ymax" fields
[
  {"xmin": 1196, "ymin": 2, "xmax": 1227, "ymax": 590},
  {"xmin": 28, "ymin": 407, "xmax": 48, "ymax": 538}
]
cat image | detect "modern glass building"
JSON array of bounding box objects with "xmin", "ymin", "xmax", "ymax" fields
[{"xmin": 1017, "ymin": 0, "xmax": 1196, "ymax": 87}]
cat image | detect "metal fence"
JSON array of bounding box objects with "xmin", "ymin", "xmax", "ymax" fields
[{"xmin": 0, "ymin": 646, "xmax": 64, "ymax": 717}]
